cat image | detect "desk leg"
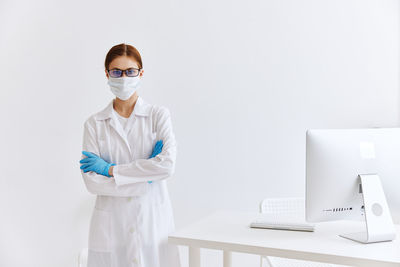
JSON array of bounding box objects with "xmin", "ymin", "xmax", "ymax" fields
[
  {"xmin": 223, "ymin": 250, "xmax": 232, "ymax": 267},
  {"xmin": 189, "ymin": 247, "xmax": 200, "ymax": 267}
]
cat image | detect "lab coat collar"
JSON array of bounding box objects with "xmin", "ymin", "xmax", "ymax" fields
[{"xmin": 94, "ymin": 96, "xmax": 151, "ymax": 121}]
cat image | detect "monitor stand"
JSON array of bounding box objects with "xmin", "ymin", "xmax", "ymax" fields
[{"xmin": 340, "ymin": 174, "xmax": 396, "ymax": 244}]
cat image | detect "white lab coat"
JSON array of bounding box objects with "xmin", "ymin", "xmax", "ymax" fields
[{"xmin": 81, "ymin": 96, "xmax": 181, "ymax": 267}]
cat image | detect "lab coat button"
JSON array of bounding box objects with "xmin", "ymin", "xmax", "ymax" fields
[
  {"xmin": 128, "ymin": 197, "xmax": 132, "ymax": 202},
  {"xmin": 130, "ymin": 227, "xmax": 135, "ymax": 233}
]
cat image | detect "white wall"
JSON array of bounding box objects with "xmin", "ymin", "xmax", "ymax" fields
[{"xmin": 0, "ymin": 0, "xmax": 399, "ymax": 266}]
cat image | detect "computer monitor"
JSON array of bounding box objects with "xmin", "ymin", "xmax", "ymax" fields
[{"xmin": 306, "ymin": 128, "xmax": 400, "ymax": 244}]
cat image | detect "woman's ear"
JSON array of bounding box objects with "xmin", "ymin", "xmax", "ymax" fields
[
  {"xmin": 140, "ymin": 69, "xmax": 144, "ymax": 77},
  {"xmin": 105, "ymin": 69, "xmax": 109, "ymax": 79}
]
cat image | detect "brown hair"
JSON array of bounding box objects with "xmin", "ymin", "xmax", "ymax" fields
[{"xmin": 104, "ymin": 43, "xmax": 143, "ymax": 70}]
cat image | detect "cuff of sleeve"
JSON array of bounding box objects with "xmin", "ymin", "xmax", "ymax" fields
[
  {"xmin": 113, "ymin": 164, "xmax": 153, "ymax": 186},
  {"xmin": 113, "ymin": 165, "xmax": 123, "ymax": 186},
  {"xmin": 112, "ymin": 165, "xmax": 149, "ymax": 196},
  {"xmin": 113, "ymin": 165, "xmax": 140, "ymax": 186}
]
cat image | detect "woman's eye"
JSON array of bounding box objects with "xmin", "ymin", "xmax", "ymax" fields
[
  {"xmin": 126, "ymin": 69, "xmax": 138, "ymax": 76},
  {"xmin": 111, "ymin": 70, "xmax": 122, "ymax": 77}
]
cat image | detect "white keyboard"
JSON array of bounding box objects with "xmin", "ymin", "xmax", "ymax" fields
[{"xmin": 250, "ymin": 214, "xmax": 315, "ymax": 232}]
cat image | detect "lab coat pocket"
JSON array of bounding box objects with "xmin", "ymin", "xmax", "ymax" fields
[
  {"xmin": 88, "ymin": 208, "xmax": 111, "ymax": 252},
  {"xmin": 95, "ymin": 120, "xmax": 112, "ymax": 162},
  {"xmin": 98, "ymin": 138, "xmax": 112, "ymax": 163}
]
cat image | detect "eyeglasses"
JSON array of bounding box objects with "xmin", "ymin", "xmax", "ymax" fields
[{"xmin": 107, "ymin": 68, "xmax": 141, "ymax": 78}]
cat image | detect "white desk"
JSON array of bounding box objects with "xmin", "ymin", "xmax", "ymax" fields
[{"xmin": 168, "ymin": 210, "xmax": 400, "ymax": 267}]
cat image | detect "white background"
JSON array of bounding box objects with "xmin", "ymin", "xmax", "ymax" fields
[{"xmin": 0, "ymin": 0, "xmax": 399, "ymax": 266}]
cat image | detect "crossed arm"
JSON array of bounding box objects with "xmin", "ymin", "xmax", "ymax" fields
[
  {"xmin": 80, "ymin": 107, "xmax": 177, "ymax": 196},
  {"xmin": 80, "ymin": 140, "xmax": 164, "ymax": 182}
]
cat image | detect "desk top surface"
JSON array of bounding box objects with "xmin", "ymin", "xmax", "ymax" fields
[{"xmin": 168, "ymin": 210, "xmax": 400, "ymax": 266}]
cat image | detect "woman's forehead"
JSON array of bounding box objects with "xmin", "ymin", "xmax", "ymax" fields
[{"xmin": 109, "ymin": 56, "xmax": 139, "ymax": 69}]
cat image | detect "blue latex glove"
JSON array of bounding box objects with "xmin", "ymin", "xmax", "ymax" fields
[
  {"xmin": 147, "ymin": 140, "xmax": 164, "ymax": 184},
  {"xmin": 80, "ymin": 151, "xmax": 115, "ymax": 178}
]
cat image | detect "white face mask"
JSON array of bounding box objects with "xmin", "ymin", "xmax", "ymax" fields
[{"xmin": 108, "ymin": 76, "xmax": 141, "ymax": 100}]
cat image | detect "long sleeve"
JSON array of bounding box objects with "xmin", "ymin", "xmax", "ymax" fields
[
  {"xmin": 80, "ymin": 117, "xmax": 147, "ymax": 196},
  {"xmin": 113, "ymin": 106, "xmax": 177, "ymax": 186}
]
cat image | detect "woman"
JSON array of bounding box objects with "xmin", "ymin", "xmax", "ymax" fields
[{"xmin": 79, "ymin": 43, "xmax": 181, "ymax": 267}]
